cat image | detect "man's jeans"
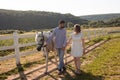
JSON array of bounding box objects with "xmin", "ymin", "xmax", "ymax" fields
[{"xmin": 56, "ymin": 48, "xmax": 65, "ymax": 70}]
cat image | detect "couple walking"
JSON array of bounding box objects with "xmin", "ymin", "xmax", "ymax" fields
[{"xmin": 47, "ymin": 20, "xmax": 85, "ymax": 75}]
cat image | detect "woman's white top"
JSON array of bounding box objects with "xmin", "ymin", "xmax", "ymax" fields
[{"xmin": 71, "ymin": 32, "xmax": 84, "ymax": 57}]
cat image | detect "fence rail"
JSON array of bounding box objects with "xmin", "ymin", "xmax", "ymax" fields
[
  {"xmin": 0, "ymin": 28, "xmax": 113, "ymax": 65},
  {"xmin": 0, "ymin": 35, "xmax": 13, "ymax": 40},
  {"xmin": 0, "ymin": 45, "xmax": 14, "ymax": 50},
  {"xmin": 0, "ymin": 31, "xmax": 38, "ymax": 64}
]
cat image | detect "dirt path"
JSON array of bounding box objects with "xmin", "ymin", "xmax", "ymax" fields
[{"xmin": 6, "ymin": 40, "xmax": 108, "ymax": 80}]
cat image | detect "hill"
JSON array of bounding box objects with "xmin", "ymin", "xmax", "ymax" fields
[
  {"xmin": 80, "ymin": 13, "xmax": 120, "ymax": 21},
  {"xmin": 0, "ymin": 9, "xmax": 88, "ymax": 31},
  {"xmin": 83, "ymin": 17, "xmax": 120, "ymax": 28}
]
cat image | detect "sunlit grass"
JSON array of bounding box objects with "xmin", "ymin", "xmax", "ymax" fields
[{"xmin": 41, "ymin": 38, "xmax": 120, "ymax": 80}]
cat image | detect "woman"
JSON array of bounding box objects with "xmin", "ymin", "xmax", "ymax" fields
[{"xmin": 67, "ymin": 24, "xmax": 85, "ymax": 74}]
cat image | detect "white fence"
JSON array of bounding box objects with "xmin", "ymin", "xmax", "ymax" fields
[
  {"xmin": 0, "ymin": 31, "xmax": 37, "ymax": 65},
  {"xmin": 0, "ymin": 29, "xmax": 109, "ymax": 65}
]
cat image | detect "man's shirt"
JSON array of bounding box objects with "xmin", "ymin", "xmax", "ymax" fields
[{"xmin": 47, "ymin": 27, "xmax": 67, "ymax": 48}]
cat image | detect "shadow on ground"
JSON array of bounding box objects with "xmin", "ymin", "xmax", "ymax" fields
[
  {"xmin": 60, "ymin": 67, "xmax": 104, "ymax": 80},
  {"xmin": 16, "ymin": 64, "xmax": 27, "ymax": 80},
  {"xmin": 0, "ymin": 63, "xmax": 27, "ymax": 80},
  {"xmin": 34, "ymin": 66, "xmax": 104, "ymax": 80},
  {"xmin": 0, "ymin": 61, "xmax": 104, "ymax": 80}
]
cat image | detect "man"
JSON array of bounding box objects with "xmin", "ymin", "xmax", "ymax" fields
[{"xmin": 47, "ymin": 20, "xmax": 67, "ymax": 75}]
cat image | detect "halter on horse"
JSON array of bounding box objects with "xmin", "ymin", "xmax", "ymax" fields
[{"xmin": 36, "ymin": 31, "xmax": 45, "ymax": 51}]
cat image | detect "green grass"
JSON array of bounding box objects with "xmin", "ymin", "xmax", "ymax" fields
[
  {"xmin": 41, "ymin": 38, "xmax": 120, "ymax": 80},
  {"xmin": 81, "ymin": 38, "xmax": 120, "ymax": 80},
  {"xmin": 0, "ymin": 37, "xmax": 36, "ymax": 56}
]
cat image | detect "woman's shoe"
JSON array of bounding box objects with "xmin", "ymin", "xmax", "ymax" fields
[{"xmin": 74, "ymin": 70, "xmax": 81, "ymax": 75}]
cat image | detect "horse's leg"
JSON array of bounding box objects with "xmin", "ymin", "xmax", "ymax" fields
[
  {"xmin": 44, "ymin": 47, "xmax": 48, "ymax": 74},
  {"xmin": 42, "ymin": 47, "xmax": 46, "ymax": 57}
]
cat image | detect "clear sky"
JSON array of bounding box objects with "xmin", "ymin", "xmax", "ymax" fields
[{"xmin": 0, "ymin": 0, "xmax": 120, "ymax": 16}]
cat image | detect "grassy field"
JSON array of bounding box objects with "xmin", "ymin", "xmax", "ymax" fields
[
  {"xmin": 0, "ymin": 35, "xmax": 111, "ymax": 79},
  {"xmin": 0, "ymin": 34, "xmax": 119, "ymax": 79},
  {"xmin": 40, "ymin": 38, "xmax": 120, "ymax": 80},
  {"xmin": 0, "ymin": 27, "xmax": 120, "ymax": 79}
]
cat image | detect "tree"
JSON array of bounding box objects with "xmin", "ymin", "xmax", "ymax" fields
[{"xmin": 67, "ymin": 22, "xmax": 74, "ymax": 29}]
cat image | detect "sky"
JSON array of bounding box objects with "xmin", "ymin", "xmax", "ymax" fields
[{"xmin": 0, "ymin": 0, "xmax": 120, "ymax": 16}]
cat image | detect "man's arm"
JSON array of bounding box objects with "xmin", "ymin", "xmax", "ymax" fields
[{"xmin": 63, "ymin": 30, "xmax": 67, "ymax": 50}]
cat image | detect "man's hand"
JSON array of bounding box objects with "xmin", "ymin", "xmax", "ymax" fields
[
  {"xmin": 62, "ymin": 47, "xmax": 66, "ymax": 51},
  {"xmin": 43, "ymin": 43, "xmax": 47, "ymax": 47}
]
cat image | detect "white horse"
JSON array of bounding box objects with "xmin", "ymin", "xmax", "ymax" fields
[{"xmin": 35, "ymin": 31, "xmax": 58, "ymax": 73}]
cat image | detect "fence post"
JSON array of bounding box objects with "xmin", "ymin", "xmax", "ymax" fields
[
  {"xmin": 13, "ymin": 31, "xmax": 21, "ymax": 66},
  {"xmin": 96, "ymin": 30, "xmax": 98, "ymax": 37},
  {"xmin": 99, "ymin": 30, "xmax": 101, "ymax": 36},
  {"xmin": 94, "ymin": 30, "xmax": 96, "ymax": 38},
  {"xmin": 98, "ymin": 29, "xmax": 101, "ymax": 37},
  {"xmin": 103, "ymin": 30, "xmax": 105, "ymax": 36},
  {"xmin": 87, "ymin": 30, "xmax": 91, "ymax": 40},
  {"xmin": 101, "ymin": 28, "xmax": 104, "ymax": 36}
]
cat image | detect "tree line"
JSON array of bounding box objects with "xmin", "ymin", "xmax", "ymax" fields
[
  {"xmin": 82, "ymin": 17, "xmax": 120, "ymax": 28},
  {"xmin": 0, "ymin": 9, "xmax": 88, "ymax": 31}
]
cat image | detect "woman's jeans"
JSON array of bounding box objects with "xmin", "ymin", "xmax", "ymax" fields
[{"xmin": 56, "ymin": 48, "xmax": 65, "ymax": 71}]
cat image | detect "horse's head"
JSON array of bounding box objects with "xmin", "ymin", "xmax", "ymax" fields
[
  {"xmin": 35, "ymin": 31, "xmax": 44, "ymax": 51},
  {"xmin": 35, "ymin": 31, "xmax": 54, "ymax": 51}
]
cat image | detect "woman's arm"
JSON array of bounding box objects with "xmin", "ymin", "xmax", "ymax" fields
[
  {"xmin": 67, "ymin": 37, "xmax": 72, "ymax": 45},
  {"xmin": 82, "ymin": 38, "xmax": 86, "ymax": 55},
  {"xmin": 67, "ymin": 33, "xmax": 72, "ymax": 46}
]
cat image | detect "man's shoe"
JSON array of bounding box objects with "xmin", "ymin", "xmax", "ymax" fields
[
  {"xmin": 58, "ymin": 71, "xmax": 63, "ymax": 75},
  {"xmin": 63, "ymin": 67, "xmax": 66, "ymax": 72},
  {"xmin": 58, "ymin": 68, "xmax": 61, "ymax": 71}
]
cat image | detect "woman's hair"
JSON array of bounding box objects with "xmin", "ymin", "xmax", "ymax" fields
[{"xmin": 74, "ymin": 24, "xmax": 81, "ymax": 33}]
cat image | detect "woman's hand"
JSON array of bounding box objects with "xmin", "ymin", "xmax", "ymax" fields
[
  {"xmin": 83, "ymin": 48, "xmax": 86, "ymax": 55},
  {"xmin": 67, "ymin": 38, "xmax": 72, "ymax": 46},
  {"xmin": 66, "ymin": 42, "xmax": 70, "ymax": 46}
]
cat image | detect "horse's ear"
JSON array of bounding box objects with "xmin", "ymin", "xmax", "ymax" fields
[{"xmin": 36, "ymin": 31, "xmax": 38, "ymax": 34}]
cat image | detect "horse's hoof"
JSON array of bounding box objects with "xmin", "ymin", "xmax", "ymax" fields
[{"xmin": 44, "ymin": 72, "xmax": 48, "ymax": 74}]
